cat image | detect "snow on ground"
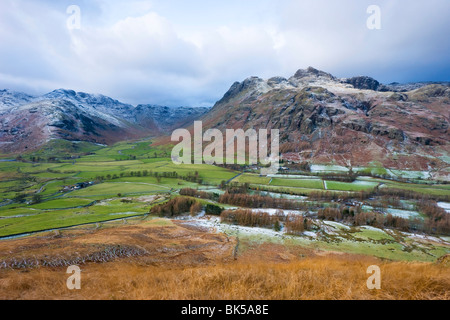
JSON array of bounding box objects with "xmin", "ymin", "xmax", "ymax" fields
[
  {"xmin": 390, "ymin": 169, "xmax": 431, "ymax": 180},
  {"xmin": 437, "ymin": 202, "xmax": 450, "ymax": 213},
  {"xmin": 257, "ymin": 191, "xmax": 307, "ymax": 200},
  {"xmin": 181, "ymin": 215, "xmax": 449, "ymax": 248},
  {"xmin": 109, "ymin": 212, "xmax": 139, "ymax": 216},
  {"xmin": 323, "ymin": 221, "xmax": 350, "ymax": 230},
  {"xmin": 386, "ymin": 208, "xmax": 421, "ymax": 219},
  {"xmin": 303, "ymin": 231, "xmax": 317, "ymax": 238},
  {"xmin": 250, "ymin": 208, "xmax": 305, "ymax": 216},
  {"xmin": 404, "ymin": 232, "xmax": 449, "ymax": 245},
  {"xmin": 352, "ymin": 180, "xmax": 379, "ymax": 186},
  {"xmin": 267, "ymin": 174, "xmax": 320, "ymax": 179},
  {"xmin": 360, "ymin": 225, "xmax": 384, "ymax": 232},
  {"xmin": 185, "ymin": 216, "xmax": 286, "ymax": 238},
  {"xmin": 311, "ymin": 164, "xmax": 349, "ymax": 173},
  {"xmin": 362, "ymin": 205, "xmax": 374, "ymax": 211}
]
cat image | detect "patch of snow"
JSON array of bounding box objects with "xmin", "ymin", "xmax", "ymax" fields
[
  {"xmin": 250, "ymin": 208, "xmax": 305, "ymax": 216},
  {"xmin": 324, "ymin": 221, "xmax": 350, "ymax": 230},
  {"xmin": 311, "ymin": 164, "xmax": 349, "ymax": 173},
  {"xmin": 386, "ymin": 208, "xmax": 421, "ymax": 219},
  {"xmin": 360, "ymin": 225, "xmax": 384, "ymax": 232},
  {"xmin": 267, "ymin": 174, "xmax": 320, "ymax": 179},
  {"xmin": 352, "ymin": 180, "xmax": 379, "ymax": 186},
  {"xmin": 186, "ymin": 216, "xmax": 285, "ymax": 238},
  {"xmin": 109, "ymin": 212, "xmax": 139, "ymax": 216},
  {"xmin": 256, "ymin": 191, "xmax": 307, "ymax": 200},
  {"xmin": 405, "ymin": 232, "xmax": 448, "ymax": 244},
  {"xmin": 303, "ymin": 231, "xmax": 317, "ymax": 238},
  {"xmin": 437, "ymin": 202, "xmax": 450, "ymax": 213}
]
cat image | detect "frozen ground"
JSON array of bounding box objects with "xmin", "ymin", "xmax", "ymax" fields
[
  {"xmin": 311, "ymin": 164, "xmax": 349, "ymax": 173},
  {"xmin": 255, "ymin": 191, "xmax": 307, "ymax": 200},
  {"xmin": 267, "ymin": 174, "xmax": 320, "ymax": 179},
  {"xmin": 386, "ymin": 208, "xmax": 422, "ymax": 219},
  {"xmin": 437, "ymin": 202, "xmax": 450, "ymax": 213},
  {"xmin": 250, "ymin": 208, "xmax": 305, "ymax": 215}
]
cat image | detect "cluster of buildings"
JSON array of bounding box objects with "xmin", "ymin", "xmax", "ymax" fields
[{"xmin": 61, "ymin": 181, "xmax": 94, "ymax": 192}]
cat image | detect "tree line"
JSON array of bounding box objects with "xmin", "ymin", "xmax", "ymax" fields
[
  {"xmin": 218, "ymin": 192, "xmax": 309, "ymax": 210},
  {"xmin": 150, "ymin": 197, "xmax": 202, "ymax": 217},
  {"xmin": 220, "ymin": 208, "xmax": 313, "ymax": 234}
]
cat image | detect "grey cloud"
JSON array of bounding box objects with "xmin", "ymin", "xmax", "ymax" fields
[{"xmin": 0, "ymin": 0, "xmax": 448, "ymax": 107}]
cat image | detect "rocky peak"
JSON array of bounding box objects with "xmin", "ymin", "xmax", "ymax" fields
[
  {"xmin": 215, "ymin": 76, "xmax": 265, "ymax": 106},
  {"xmin": 343, "ymin": 76, "xmax": 381, "ymax": 91},
  {"xmin": 133, "ymin": 104, "xmax": 210, "ymax": 131},
  {"xmin": 293, "ymin": 67, "xmax": 335, "ymax": 80},
  {"xmin": 0, "ymin": 89, "xmax": 36, "ymax": 110}
]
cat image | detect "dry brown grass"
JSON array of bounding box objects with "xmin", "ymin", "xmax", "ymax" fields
[
  {"xmin": 1, "ymin": 253, "xmax": 449, "ymax": 300},
  {"xmin": 0, "ymin": 219, "xmax": 448, "ymax": 300}
]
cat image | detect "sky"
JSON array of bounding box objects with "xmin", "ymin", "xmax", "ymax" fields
[{"xmin": 0, "ymin": 0, "xmax": 449, "ymax": 107}]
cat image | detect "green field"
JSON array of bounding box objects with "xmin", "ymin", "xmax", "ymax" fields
[
  {"xmin": 270, "ymin": 178, "xmax": 324, "ymax": 189},
  {"xmin": 0, "ymin": 198, "xmax": 151, "ymax": 237},
  {"xmin": 325, "ymin": 180, "xmax": 379, "ymax": 192},
  {"xmin": 30, "ymin": 198, "xmax": 94, "ymax": 210},
  {"xmin": 0, "ymin": 138, "xmax": 449, "ymax": 248}
]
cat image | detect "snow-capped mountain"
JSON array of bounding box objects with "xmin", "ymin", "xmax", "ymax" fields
[
  {"xmin": 0, "ymin": 89, "xmax": 209, "ymax": 153},
  {"xmin": 201, "ymin": 67, "xmax": 450, "ymax": 171}
]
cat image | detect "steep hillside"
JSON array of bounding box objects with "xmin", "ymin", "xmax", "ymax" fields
[
  {"xmin": 201, "ymin": 67, "xmax": 450, "ymax": 171},
  {"xmin": 0, "ymin": 89, "xmax": 209, "ymax": 153},
  {"xmin": 133, "ymin": 104, "xmax": 210, "ymax": 132}
]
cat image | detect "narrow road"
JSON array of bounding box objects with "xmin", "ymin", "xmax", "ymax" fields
[
  {"xmin": 36, "ymin": 180, "xmax": 54, "ymax": 194},
  {"xmin": 226, "ymin": 172, "xmax": 243, "ymax": 184}
]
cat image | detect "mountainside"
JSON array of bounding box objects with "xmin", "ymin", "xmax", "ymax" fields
[
  {"xmin": 133, "ymin": 104, "xmax": 210, "ymax": 133},
  {"xmin": 0, "ymin": 89, "xmax": 209, "ymax": 153},
  {"xmin": 2, "ymin": 68, "xmax": 449, "ymax": 173},
  {"xmin": 201, "ymin": 67, "xmax": 450, "ymax": 171}
]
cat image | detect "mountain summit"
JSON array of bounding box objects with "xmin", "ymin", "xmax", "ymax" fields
[
  {"xmin": 202, "ymin": 67, "xmax": 449, "ymax": 171},
  {"xmin": 0, "ymin": 89, "xmax": 209, "ymax": 153},
  {"xmin": 1, "ymin": 68, "xmax": 449, "ymax": 174}
]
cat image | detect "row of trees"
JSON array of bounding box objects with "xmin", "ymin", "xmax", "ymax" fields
[
  {"xmin": 220, "ymin": 209, "xmax": 279, "ymax": 229},
  {"xmin": 377, "ymin": 188, "xmax": 450, "ymax": 202},
  {"xmin": 284, "ymin": 214, "xmax": 314, "ymax": 235},
  {"xmin": 220, "ymin": 209, "xmax": 313, "ymax": 234},
  {"xmin": 179, "ymin": 188, "xmax": 217, "ymax": 200},
  {"xmin": 95, "ymin": 170, "xmax": 204, "ymax": 184},
  {"xmin": 218, "ymin": 192, "xmax": 309, "ymax": 210},
  {"xmin": 150, "ymin": 197, "xmax": 202, "ymax": 217},
  {"xmin": 317, "ymin": 206, "xmax": 428, "ymax": 233},
  {"xmin": 417, "ymin": 200, "xmax": 450, "ymax": 235}
]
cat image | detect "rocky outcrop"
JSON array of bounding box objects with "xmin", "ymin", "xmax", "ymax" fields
[
  {"xmin": 133, "ymin": 105, "xmax": 209, "ymax": 132},
  {"xmin": 293, "ymin": 67, "xmax": 335, "ymax": 80},
  {"xmin": 344, "ymin": 76, "xmax": 381, "ymax": 91},
  {"xmin": 0, "ymin": 89, "xmax": 210, "ymax": 153},
  {"xmin": 200, "ymin": 68, "xmax": 450, "ymax": 170}
]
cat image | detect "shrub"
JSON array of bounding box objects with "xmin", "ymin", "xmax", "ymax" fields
[
  {"xmin": 205, "ymin": 204, "xmax": 223, "ymax": 216},
  {"xmin": 150, "ymin": 197, "xmax": 201, "ymax": 217}
]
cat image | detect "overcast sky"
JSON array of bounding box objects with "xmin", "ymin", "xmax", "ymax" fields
[{"xmin": 0, "ymin": 0, "xmax": 449, "ymax": 107}]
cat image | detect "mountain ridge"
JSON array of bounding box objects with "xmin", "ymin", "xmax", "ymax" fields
[
  {"xmin": 1, "ymin": 67, "xmax": 449, "ymax": 175},
  {"xmin": 202, "ymin": 67, "xmax": 449, "ymax": 172},
  {"xmin": 0, "ymin": 89, "xmax": 210, "ymax": 153}
]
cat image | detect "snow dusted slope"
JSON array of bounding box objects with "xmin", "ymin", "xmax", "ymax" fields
[
  {"xmin": 0, "ymin": 90, "xmax": 36, "ymax": 113},
  {"xmin": 0, "ymin": 89, "xmax": 209, "ymax": 153},
  {"xmin": 201, "ymin": 67, "xmax": 450, "ymax": 171},
  {"xmin": 41, "ymin": 89, "xmax": 135, "ymax": 123}
]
